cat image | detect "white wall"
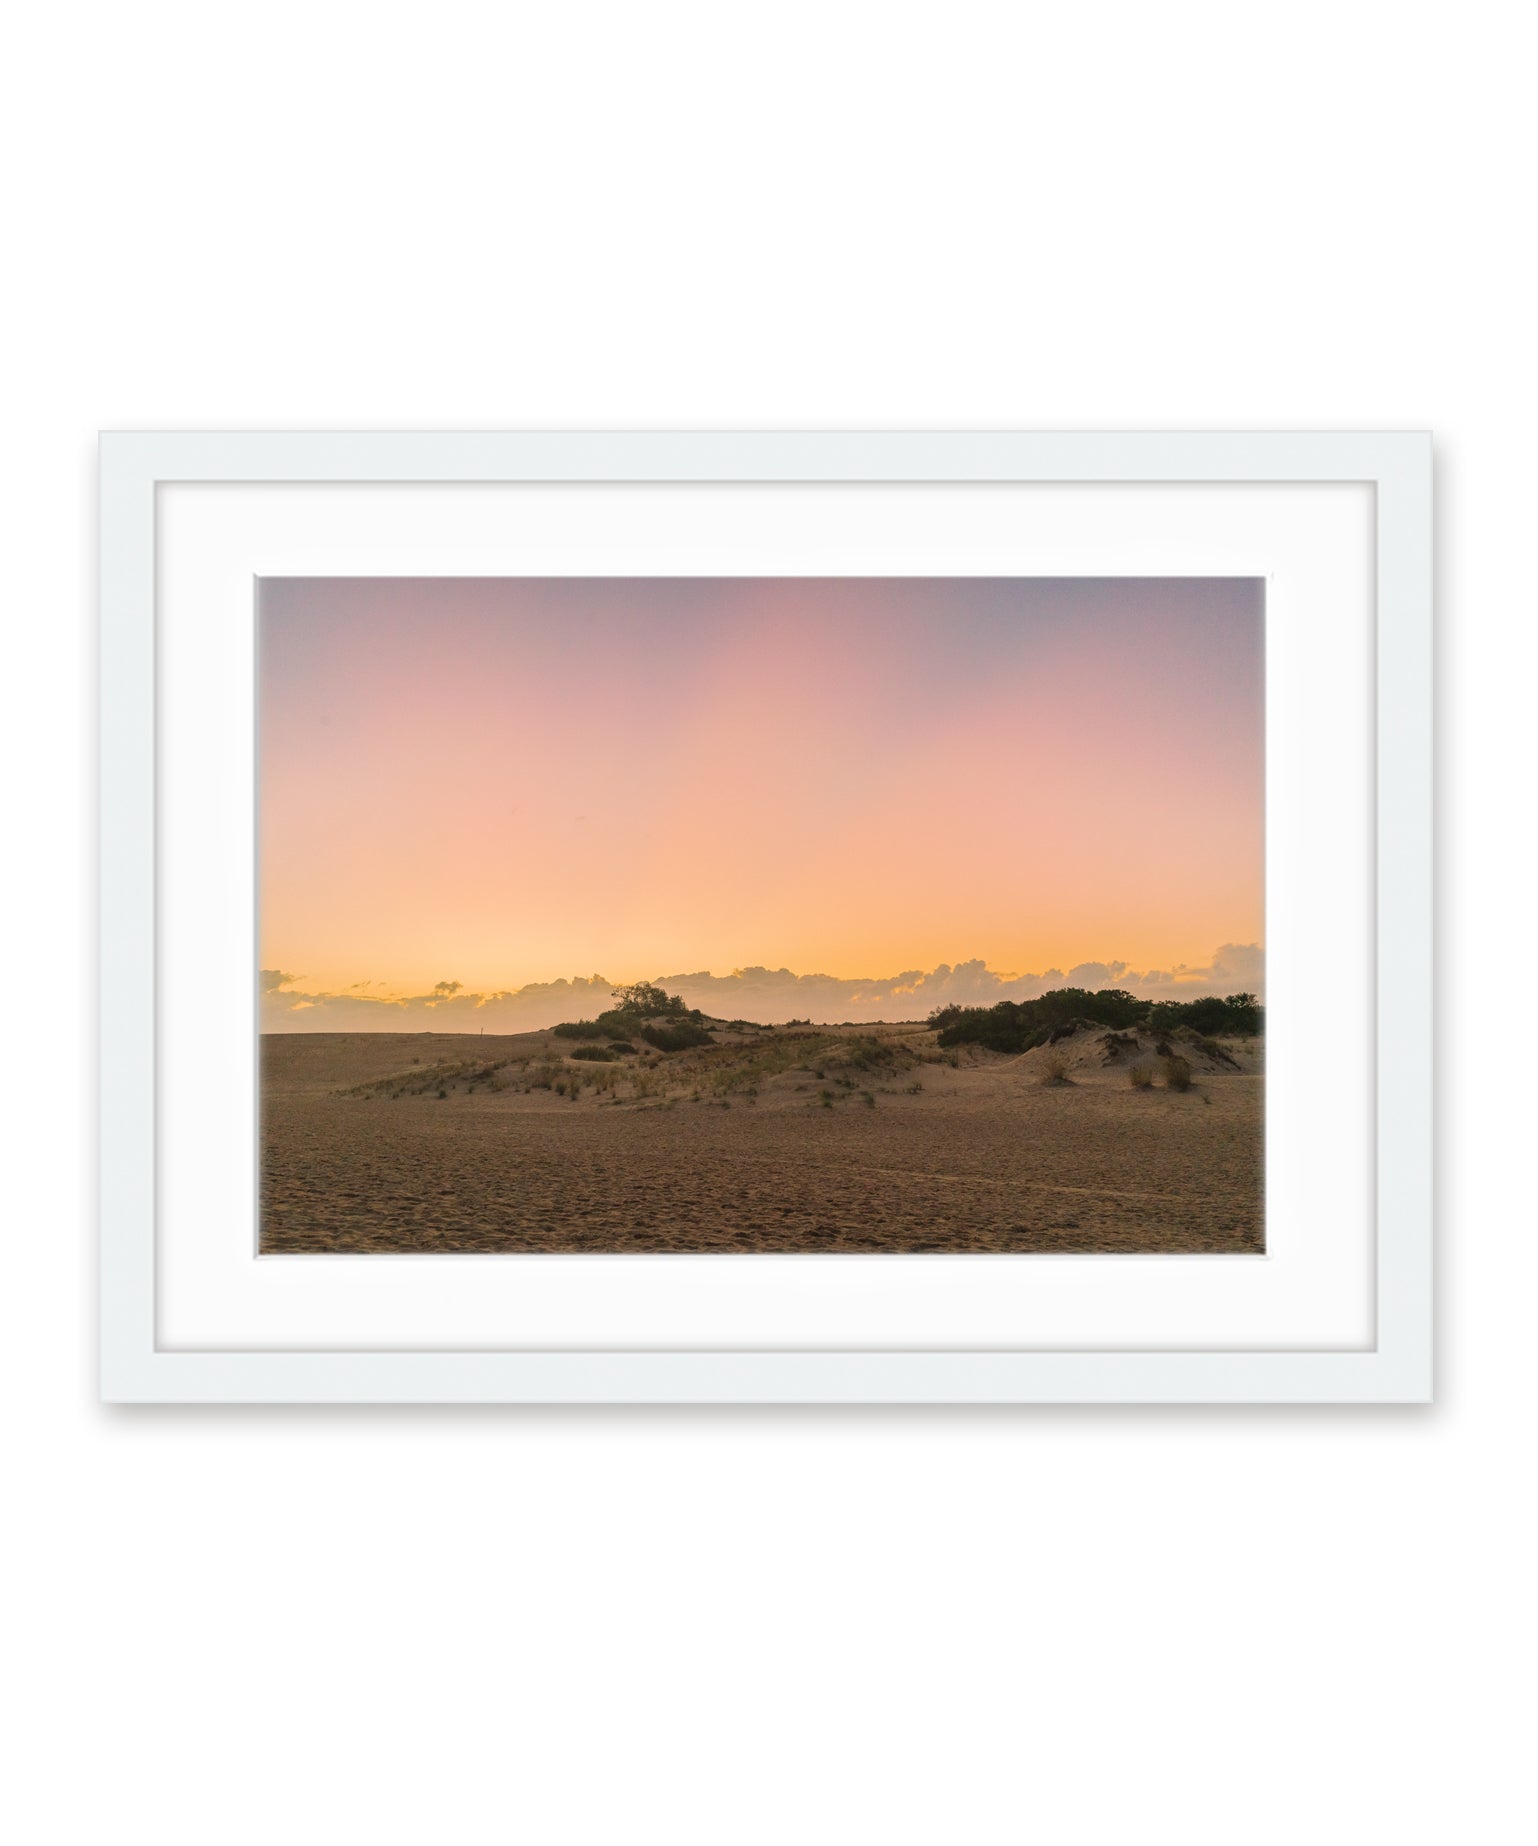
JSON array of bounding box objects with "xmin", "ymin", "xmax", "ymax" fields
[{"xmin": 3, "ymin": 4, "xmax": 1529, "ymax": 1841}]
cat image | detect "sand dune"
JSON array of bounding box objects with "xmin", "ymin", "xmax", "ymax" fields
[
  {"xmin": 1008, "ymin": 1019, "xmax": 1258, "ymax": 1080},
  {"xmin": 261, "ymin": 1019, "xmax": 1263, "ymax": 1254}
]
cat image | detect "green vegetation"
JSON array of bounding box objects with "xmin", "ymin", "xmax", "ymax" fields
[
  {"xmin": 555, "ymin": 981, "xmax": 716, "ymax": 1053},
  {"xmin": 697, "ymin": 1032, "xmax": 836, "ymax": 1096},
  {"xmin": 931, "ymin": 988, "xmax": 1262, "ymax": 1053},
  {"xmin": 608, "ymin": 980, "xmax": 687, "ymax": 1017},
  {"xmin": 340, "ymin": 1056, "xmax": 510, "ymax": 1100},
  {"xmin": 838, "ymin": 1036, "xmax": 898, "ymax": 1071},
  {"xmin": 639, "ymin": 1019, "xmax": 714, "ymax": 1051},
  {"xmin": 1145, "ymin": 993, "xmax": 1262, "ymax": 1037},
  {"xmin": 335, "ymin": 976, "xmax": 1253, "ymax": 1119}
]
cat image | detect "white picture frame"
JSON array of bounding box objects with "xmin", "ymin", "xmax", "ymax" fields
[{"xmin": 100, "ymin": 431, "xmax": 1432, "ymax": 1403}]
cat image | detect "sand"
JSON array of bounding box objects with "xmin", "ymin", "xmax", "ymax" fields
[{"xmin": 260, "ymin": 1021, "xmax": 1264, "ymax": 1253}]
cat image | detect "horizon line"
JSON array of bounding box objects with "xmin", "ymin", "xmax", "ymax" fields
[{"xmin": 260, "ymin": 946, "xmax": 1264, "ymax": 1033}]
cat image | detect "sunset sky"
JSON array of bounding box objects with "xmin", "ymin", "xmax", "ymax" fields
[{"xmin": 259, "ymin": 577, "xmax": 1263, "ymax": 1026}]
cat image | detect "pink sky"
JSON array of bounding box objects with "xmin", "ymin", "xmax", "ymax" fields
[{"xmin": 259, "ymin": 577, "xmax": 1263, "ymax": 1018}]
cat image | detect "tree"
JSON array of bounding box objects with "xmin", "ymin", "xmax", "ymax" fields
[{"xmin": 609, "ymin": 981, "xmax": 685, "ymax": 1018}]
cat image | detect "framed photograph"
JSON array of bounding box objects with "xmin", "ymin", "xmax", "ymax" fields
[{"xmin": 99, "ymin": 432, "xmax": 1431, "ymax": 1402}]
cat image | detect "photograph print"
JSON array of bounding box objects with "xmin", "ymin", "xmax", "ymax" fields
[{"xmin": 259, "ymin": 576, "xmax": 1264, "ymax": 1254}]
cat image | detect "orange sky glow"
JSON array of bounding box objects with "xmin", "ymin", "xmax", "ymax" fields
[{"xmin": 259, "ymin": 577, "xmax": 1263, "ymax": 1023}]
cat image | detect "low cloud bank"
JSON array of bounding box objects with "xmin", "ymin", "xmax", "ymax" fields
[{"xmin": 260, "ymin": 945, "xmax": 1263, "ymax": 1033}]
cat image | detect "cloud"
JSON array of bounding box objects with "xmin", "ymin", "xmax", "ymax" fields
[
  {"xmin": 259, "ymin": 969, "xmax": 299, "ymax": 992},
  {"xmin": 260, "ymin": 949, "xmax": 1263, "ymax": 1032},
  {"xmin": 1124, "ymin": 942, "xmax": 1264, "ymax": 998},
  {"xmin": 1063, "ymin": 960, "xmax": 1130, "ymax": 990}
]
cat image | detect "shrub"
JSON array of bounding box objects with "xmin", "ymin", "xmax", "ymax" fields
[
  {"xmin": 1129, "ymin": 1062, "xmax": 1155, "ymax": 1089},
  {"xmin": 607, "ymin": 1039, "xmax": 637, "ymax": 1054},
  {"xmin": 937, "ymin": 987, "xmax": 1146, "ymax": 1052},
  {"xmin": 1162, "ymin": 1055, "xmax": 1194, "ymax": 1092},
  {"xmin": 936, "ymin": 986, "xmax": 1264, "ymax": 1052},
  {"xmin": 553, "ymin": 1019, "xmax": 609, "ymax": 1039},
  {"xmin": 839, "ymin": 1037, "xmax": 896, "ymax": 1071},
  {"xmin": 706, "ymin": 1033, "xmax": 837, "ymax": 1096},
  {"xmin": 1040, "ymin": 1050, "xmax": 1072, "ymax": 1084},
  {"xmin": 640, "ymin": 1020, "xmax": 713, "ymax": 1053},
  {"xmin": 1146, "ymin": 993, "xmax": 1264, "ymax": 1037},
  {"xmin": 569, "ymin": 1045, "xmax": 616, "ymax": 1062}
]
